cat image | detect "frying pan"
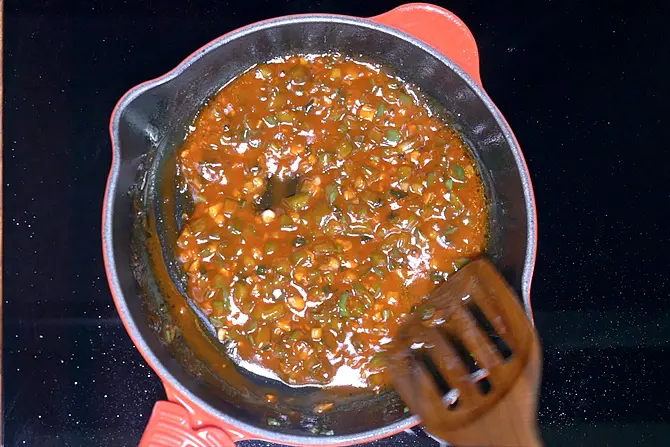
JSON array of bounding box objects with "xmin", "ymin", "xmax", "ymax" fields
[{"xmin": 102, "ymin": 4, "xmax": 538, "ymax": 446}]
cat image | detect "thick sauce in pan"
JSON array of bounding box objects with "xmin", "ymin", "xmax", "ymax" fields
[{"xmin": 175, "ymin": 54, "xmax": 488, "ymax": 390}]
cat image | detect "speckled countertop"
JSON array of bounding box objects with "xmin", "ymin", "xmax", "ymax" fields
[{"xmin": 4, "ymin": 1, "xmax": 670, "ymax": 446}]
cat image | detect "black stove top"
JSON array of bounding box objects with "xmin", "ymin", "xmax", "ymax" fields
[{"xmin": 4, "ymin": 1, "xmax": 670, "ymax": 446}]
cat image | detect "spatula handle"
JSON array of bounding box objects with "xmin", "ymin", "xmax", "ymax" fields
[{"xmin": 435, "ymin": 338, "xmax": 543, "ymax": 447}]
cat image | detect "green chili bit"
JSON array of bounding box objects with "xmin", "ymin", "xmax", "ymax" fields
[
  {"xmin": 399, "ymin": 93, "xmax": 413, "ymax": 105},
  {"xmin": 443, "ymin": 226, "xmax": 458, "ymax": 237},
  {"xmin": 262, "ymin": 115, "xmax": 277, "ymax": 127},
  {"xmin": 337, "ymin": 139, "xmax": 353, "ymax": 158},
  {"xmin": 375, "ymin": 103, "xmax": 386, "ymax": 119},
  {"xmin": 285, "ymin": 192, "xmax": 310, "ymax": 211},
  {"xmin": 325, "ymin": 184, "xmax": 339, "ymax": 204},
  {"xmin": 452, "ymin": 164, "xmax": 465, "ymax": 180},
  {"xmin": 385, "ymin": 128, "xmax": 401, "ymax": 143},
  {"xmin": 164, "ymin": 326, "xmax": 177, "ymax": 343},
  {"xmin": 339, "ymin": 291, "xmax": 351, "ymax": 317}
]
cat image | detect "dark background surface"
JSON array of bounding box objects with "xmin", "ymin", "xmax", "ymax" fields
[{"xmin": 3, "ymin": 0, "xmax": 670, "ymax": 445}]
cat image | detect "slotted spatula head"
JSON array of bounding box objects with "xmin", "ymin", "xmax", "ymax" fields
[{"xmin": 388, "ymin": 258, "xmax": 541, "ymax": 445}]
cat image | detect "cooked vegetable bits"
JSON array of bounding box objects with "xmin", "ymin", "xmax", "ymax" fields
[{"xmin": 176, "ymin": 54, "xmax": 488, "ymax": 389}]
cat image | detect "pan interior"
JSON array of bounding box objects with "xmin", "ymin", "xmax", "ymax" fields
[{"xmin": 110, "ymin": 17, "xmax": 531, "ymax": 439}]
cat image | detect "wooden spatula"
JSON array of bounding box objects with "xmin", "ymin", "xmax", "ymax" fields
[{"xmin": 388, "ymin": 258, "xmax": 542, "ymax": 447}]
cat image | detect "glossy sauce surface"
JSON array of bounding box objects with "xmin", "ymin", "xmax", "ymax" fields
[{"xmin": 175, "ymin": 54, "xmax": 488, "ymax": 390}]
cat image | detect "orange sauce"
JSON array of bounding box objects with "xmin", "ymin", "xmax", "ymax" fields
[{"xmin": 175, "ymin": 54, "xmax": 488, "ymax": 390}]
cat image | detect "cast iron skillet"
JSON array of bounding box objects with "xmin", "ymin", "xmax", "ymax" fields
[{"xmin": 102, "ymin": 4, "xmax": 538, "ymax": 446}]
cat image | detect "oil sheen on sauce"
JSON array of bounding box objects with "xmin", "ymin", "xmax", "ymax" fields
[{"xmin": 175, "ymin": 53, "xmax": 488, "ymax": 390}]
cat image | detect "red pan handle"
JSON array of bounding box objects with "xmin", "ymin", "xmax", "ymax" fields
[
  {"xmin": 140, "ymin": 384, "xmax": 240, "ymax": 446},
  {"xmin": 138, "ymin": 4, "xmax": 480, "ymax": 446},
  {"xmin": 370, "ymin": 3, "xmax": 482, "ymax": 86},
  {"xmin": 140, "ymin": 401, "xmax": 236, "ymax": 447}
]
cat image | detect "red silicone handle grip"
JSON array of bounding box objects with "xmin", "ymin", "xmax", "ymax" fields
[
  {"xmin": 370, "ymin": 3, "xmax": 482, "ymax": 86},
  {"xmin": 140, "ymin": 400, "xmax": 236, "ymax": 447}
]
